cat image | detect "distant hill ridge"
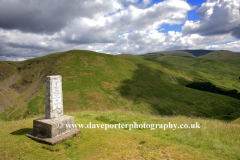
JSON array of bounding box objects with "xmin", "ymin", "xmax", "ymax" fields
[
  {"xmin": 143, "ymin": 50, "xmax": 240, "ymax": 59},
  {"xmin": 180, "ymin": 50, "xmax": 214, "ymax": 57}
]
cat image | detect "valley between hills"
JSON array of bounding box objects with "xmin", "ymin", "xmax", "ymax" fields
[{"xmin": 0, "ymin": 49, "xmax": 240, "ymax": 122}]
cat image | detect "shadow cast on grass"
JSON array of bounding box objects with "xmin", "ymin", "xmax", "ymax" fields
[
  {"xmin": 10, "ymin": 128, "xmax": 32, "ymax": 135},
  {"xmin": 117, "ymin": 62, "xmax": 240, "ymax": 122},
  {"xmin": 186, "ymin": 81, "xmax": 240, "ymax": 100},
  {"xmin": 117, "ymin": 63, "xmax": 182, "ymax": 116}
]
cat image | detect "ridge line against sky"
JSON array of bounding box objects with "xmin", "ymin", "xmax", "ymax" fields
[{"xmin": 0, "ymin": 0, "xmax": 239, "ymax": 61}]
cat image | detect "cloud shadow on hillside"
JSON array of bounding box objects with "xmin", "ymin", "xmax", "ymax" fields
[
  {"xmin": 117, "ymin": 62, "xmax": 240, "ymax": 121},
  {"xmin": 117, "ymin": 63, "xmax": 178, "ymax": 116}
]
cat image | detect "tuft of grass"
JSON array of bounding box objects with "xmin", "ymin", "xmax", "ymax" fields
[{"xmin": 139, "ymin": 140, "xmax": 147, "ymax": 144}]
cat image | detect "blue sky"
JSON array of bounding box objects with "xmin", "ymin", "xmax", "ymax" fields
[{"xmin": 0, "ymin": 0, "xmax": 239, "ymax": 61}]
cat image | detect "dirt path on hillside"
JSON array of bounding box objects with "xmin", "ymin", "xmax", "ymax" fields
[
  {"xmin": 161, "ymin": 70, "xmax": 178, "ymax": 84},
  {"xmin": 169, "ymin": 75, "xmax": 176, "ymax": 84},
  {"xmin": 169, "ymin": 75, "xmax": 179, "ymax": 84},
  {"xmin": 0, "ymin": 74, "xmax": 23, "ymax": 112},
  {"xmin": 179, "ymin": 75, "xmax": 193, "ymax": 81},
  {"xmin": 0, "ymin": 74, "xmax": 23, "ymax": 91},
  {"xmin": 173, "ymin": 76, "xmax": 178, "ymax": 84},
  {"xmin": 0, "ymin": 91, "xmax": 13, "ymax": 107}
]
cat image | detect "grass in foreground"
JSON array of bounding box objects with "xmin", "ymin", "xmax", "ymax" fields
[{"xmin": 0, "ymin": 111, "xmax": 240, "ymax": 160}]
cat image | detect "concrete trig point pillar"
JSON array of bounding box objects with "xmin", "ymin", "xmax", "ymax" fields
[
  {"xmin": 45, "ymin": 75, "xmax": 64, "ymax": 119},
  {"xmin": 25, "ymin": 75, "xmax": 81, "ymax": 145}
]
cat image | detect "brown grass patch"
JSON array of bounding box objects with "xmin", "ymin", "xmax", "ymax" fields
[
  {"xmin": 80, "ymin": 72, "xmax": 95, "ymax": 76},
  {"xmin": 80, "ymin": 55, "xmax": 88, "ymax": 62},
  {"xmin": 63, "ymin": 90, "xmax": 80, "ymax": 113},
  {"xmin": 97, "ymin": 56, "xmax": 107, "ymax": 63},
  {"xmin": 0, "ymin": 92, "xmax": 7, "ymax": 101},
  {"xmin": 118, "ymin": 57, "xmax": 126, "ymax": 63},
  {"xmin": 102, "ymin": 81, "xmax": 119, "ymax": 90},
  {"xmin": 86, "ymin": 92, "xmax": 112, "ymax": 110}
]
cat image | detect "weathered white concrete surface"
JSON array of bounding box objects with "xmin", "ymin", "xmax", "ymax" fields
[
  {"xmin": 45, "ymin": 75, "xmax": 63, "ymax": 119},
  {"xmin": 33, "ymin": 115, "xmax": 75, "ymax": 138}
]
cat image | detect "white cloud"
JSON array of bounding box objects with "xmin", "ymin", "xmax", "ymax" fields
[
  {"xmin": 0, "ymin": 56, "xmax": 27, "ymax": 61},
  {"xmin": 59, "ymin": 0, "xmax": 192, "ymax": 45},
  {"xmin": 0, "ymin": 0, "xmax": 123, "ymax": 34},
  {"xmin": 0, "ymin": 29, "xmax": 68, "ymax": 51},
  {"xmin": 85, "ymin": 30, "xmax": 236, "ymax": 55},
  {"xmin": 138, "ymin": 0, "xmax": 152, "ymax": 8},
  {"xmin": 205, "ymin": 40, "xmax": 240, "ymax": 52},
  {"xmin": 182, "ymin": 0, "xmax": 240, "ymax": 38}
]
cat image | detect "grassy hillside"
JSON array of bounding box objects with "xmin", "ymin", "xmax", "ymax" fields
[
  {"xmin": 0, "ymin": 50, "xmax": 140, "ymax": 120},
  {"xmin": 0, "ymin": 111, "xmax": 239, "ymax": 159},
  {"xmin": 146, "ymin": 56, "xmax": 240, "ymax": 91},
  {"xmin": 118, "ymin": 53, "xmax": 240, "ymax": 121},
  {"xmin": 142, "ymin": 50, "xmax": 196, "ymax": 58},
  {"xmin": 143, "ymin": 49, "xmax": 215, "ymax": 58},
  {"xmin": 0, "ymin": 50, "xmax": 240, "ymax": 122},
  {"xmin": 200, "ymin": 50, "xmax": 240, "ymax": 59},
  {"xmin": 143, "ymin": 50, "xmax": 240, "ymax": 59},
  {"xmin": 0, "ymin": 61, "xmax": 18, "ymax": 81},
  {"xmin": 231, "ymin": 117, "xmax": 240, "ymax": 125},
  {"xmin": 141, "ymin": 50, "xmax": 240, "ymax": 92}
]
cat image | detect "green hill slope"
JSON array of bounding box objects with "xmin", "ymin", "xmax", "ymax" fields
[
  {"xmin": 117, "ymin": 54, "xmax": 240, "ymax": 121},
  {"xmin": 143, "ymin": 50, "xmax": 240, "ymax": 59},
  {"xmin": 199, "ymin": 50, "xmax": 240, "ymax": 59},
  {"xmin": 0, "ymin": 50, "xmax": 240, "ymax": 122},
  {"xmin": 141, "ymin": 50, "xmax": 240, "ymax": 91},
  {"xmin": 0, "ymin": 111, "xmax": 240, "ymax": 159},
  {"xmin": 142, "ymin": 50, "xmax": 196, "ymax": 58},
  {"xmin": 143, "ymin": 49, "xmax": 215, "ymax": 58},
  {"xmin": 0, "ymin": 50, "xmax": 140, "ymax": 120}
]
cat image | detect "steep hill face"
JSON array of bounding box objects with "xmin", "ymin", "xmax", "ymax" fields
[
  {"xmin": 0, "ymin": 62, "xmax": 18, "ymax": 112},
  {"xmin": 0, "ymin": 50, "xmax": 139, "ymax": 120},
  {"xmin": 0, "ymin": 52, "xmax": 61, "ymax": 118},
  {"xmin": 0, "ymin": 62, "xmax": 17, "ymax": 81},
  {"xmin": 0, "ymin": 50, "xmax": 240, "ymax": 122}
]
